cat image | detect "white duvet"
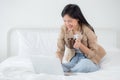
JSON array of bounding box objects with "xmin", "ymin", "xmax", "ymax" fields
[{"xmin": 0, "ymin": 49, "xmax": 120, "ymax": 80}]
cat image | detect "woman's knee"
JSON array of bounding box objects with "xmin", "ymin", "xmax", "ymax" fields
[
  {"xmin": 80, "ymin": 59, "xmax": 99, "ymax": 72},
  {"xmin": 71, "ymin": 59, "xmax": 99, "ymax": 72}
]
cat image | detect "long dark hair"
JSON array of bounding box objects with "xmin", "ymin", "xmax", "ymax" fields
[{"xmin": 61, "ymin": 4, "xmax": 95, "ymax": 33}]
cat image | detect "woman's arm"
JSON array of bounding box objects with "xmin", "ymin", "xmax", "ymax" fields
[
  {"xmin": 56, "ymin": 26, "xmax": 65, "ymax": 63},
  {"xmin": 74, "ymin": 27, "xmax": 98, "ymax": 58}
]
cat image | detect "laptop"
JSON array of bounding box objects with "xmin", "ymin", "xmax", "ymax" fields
[{"xmin": 30, "ymin": 55, "xmax": 64, "ymax": 75}]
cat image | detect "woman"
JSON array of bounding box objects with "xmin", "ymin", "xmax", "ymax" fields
[{"xmin": 56, "ymin": 4, "xmax": 106, "ymax": 73}]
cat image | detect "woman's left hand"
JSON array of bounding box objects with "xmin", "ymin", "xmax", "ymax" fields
[{"xmin": 73, "ymin": 39, "xmax": 81, "ymax": 49}]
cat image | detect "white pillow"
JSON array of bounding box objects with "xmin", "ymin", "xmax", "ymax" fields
[
  {"xmin": 18, "ymin": 29, "xmax": 58, "ymax": 57},
  {"xmin": 100, "ymin": 47, "xmax": 120, "ymax": 69}
]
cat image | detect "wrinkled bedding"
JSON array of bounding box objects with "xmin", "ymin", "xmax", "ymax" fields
[{"xmin": 0, "ymin": 49, "xmax": 120, "ymax": 80}]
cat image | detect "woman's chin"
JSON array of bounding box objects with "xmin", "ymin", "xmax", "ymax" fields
[{"xmin": 68, "ymin": 28, "xmax": 73, "ymax": 31}]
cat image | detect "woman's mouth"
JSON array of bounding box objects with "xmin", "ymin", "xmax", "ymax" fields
[{"xmin": 68, "ymin": 26, "xmax": 73, "ymax": 30}]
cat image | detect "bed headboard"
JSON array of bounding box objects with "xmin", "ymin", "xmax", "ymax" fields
[
  {"xmin": 7, "ymin": 27, "xmax": 118, "ymax": 57},
  {"xmin": 7, "ymin": 28, "xmax": 59, "ymax": 57}
]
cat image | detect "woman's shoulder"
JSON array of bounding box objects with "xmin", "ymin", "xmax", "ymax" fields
[
  {"xmin": 82, "ymin": 24, "xmax": 93, "ymax": 33},
  {"xmin": 60, "ymin": 25, "xmax": 67, "ymax": 32}
]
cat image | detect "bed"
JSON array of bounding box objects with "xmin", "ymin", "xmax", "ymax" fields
[{"xmin": 0, "ymin": 27, "xmax": 120, "ymax": 80}]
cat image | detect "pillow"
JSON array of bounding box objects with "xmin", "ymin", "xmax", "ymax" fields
[
  {"xmin": 100, "ymin": 48, "xmax": 120, "ymax": 69},
  {"xmin": 18, "ymin": 29, "xmax": 58, "ymax": 57},
  {"xmin": 96, "ymin": 29, "xmax": 117, "ymax": 51}
]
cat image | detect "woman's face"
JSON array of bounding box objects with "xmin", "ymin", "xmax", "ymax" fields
[{"xmin": 63, "ymin": 14, "xmax": 79, "ymax": 31}]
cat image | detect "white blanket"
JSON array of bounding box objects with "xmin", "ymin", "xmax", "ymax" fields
[
  {"xmin": 0, "ymin": 49, "xmax": 120, "ymax": 80},
  {"xmin": 0, "ymin": 56, "xmax": 89, "ymax": 80}
]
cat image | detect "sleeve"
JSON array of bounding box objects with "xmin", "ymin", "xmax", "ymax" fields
[
  {"xmin": 56, "ymin": 26, "xmax": 65, "ymax": 59},
  {"xmin": 85, "ymin": 27, "xmax": 98, "ymax": 59}
]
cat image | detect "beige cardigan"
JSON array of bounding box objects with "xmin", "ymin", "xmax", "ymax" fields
[{"xmin": 56, "ymin": 24, "xmax": 106, "ymax": 64}]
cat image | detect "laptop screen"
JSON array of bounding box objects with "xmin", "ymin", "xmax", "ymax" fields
[{"xmin": 30, "ymin": 55, "xmax": 64, "ymax": 75}]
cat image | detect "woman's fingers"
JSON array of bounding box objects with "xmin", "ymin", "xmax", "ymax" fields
[
  {"xmin": 75, "ymin": 39, "xmax": 80, "ymax": 43},
  {"xmin": 74, "ymin": 42, "xmax": 79, "ymax": 48},
  {"xmin": 73, "ymin": 39, "xmax": 81, "ymax": 49}
]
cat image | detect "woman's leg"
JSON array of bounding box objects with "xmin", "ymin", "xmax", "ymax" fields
[
  {"xmin": 70, "ymin": 59, "xmax": 100, "ymax": 73},
  {"xmin": 62, "ymin": 53, "xmax": 80, "ymax": 72}
]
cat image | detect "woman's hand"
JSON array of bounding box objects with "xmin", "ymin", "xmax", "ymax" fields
[
  {"xmin": 73, "ymin": 39, "xmax": 81, "ymax": 49},
  {"xmin": 73, "ymin": 33, "xmax": 82, "ymax": 49}
]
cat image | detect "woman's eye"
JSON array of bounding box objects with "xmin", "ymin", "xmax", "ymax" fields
[
  {"xmin": 63, "ymin": 20, "xmax": 72, "ymax": 23},
  {"xmin": 68, "ymin": 20, "xmax": 72, "ymax": 22}
]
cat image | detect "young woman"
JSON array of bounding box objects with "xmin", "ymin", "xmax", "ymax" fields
[{"xmin": 56, "ymin": 4, "xmax": 106, "ymax": 73}]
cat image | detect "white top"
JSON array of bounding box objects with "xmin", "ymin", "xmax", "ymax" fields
[{"xmin": 73, "ymin": 34, "xmax": 82, "ymax": 53}]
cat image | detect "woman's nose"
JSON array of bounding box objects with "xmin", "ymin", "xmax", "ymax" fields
[{"xmin": 65, "ymin": 21, "xmax": 70, "ymax": 26}]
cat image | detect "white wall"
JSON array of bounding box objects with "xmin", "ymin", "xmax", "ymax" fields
[{"xmin": 0, "ymin": 0, "xmax": 120, "ymax": 62}]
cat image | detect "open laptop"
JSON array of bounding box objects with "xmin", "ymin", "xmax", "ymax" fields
[{"xmin": 30, "ymin": 55, "xmax": 64, "ymax": 75}]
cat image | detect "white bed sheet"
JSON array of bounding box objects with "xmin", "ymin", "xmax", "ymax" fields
[{"xmin": 0, "ymin": 48, "xmax": 120, "ymax": 80}]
